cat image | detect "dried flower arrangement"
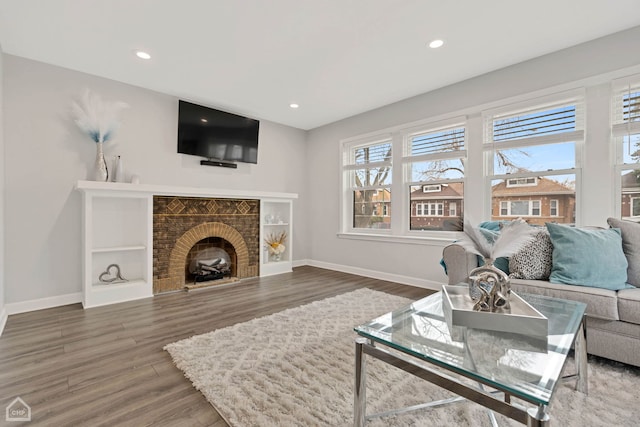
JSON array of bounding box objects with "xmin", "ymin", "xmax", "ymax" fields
[
  {"xmin": 265, "ymin": 231, "xmax": 287, "ymax": 256},
  {"xmin": 71, "ymin": 89, "xmax": 129, "ymax": 143}
]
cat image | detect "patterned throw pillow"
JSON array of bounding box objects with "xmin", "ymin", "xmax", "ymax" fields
[{"xmin": 508, "ymin": 229, "xmax": 553, "ymax": 280}]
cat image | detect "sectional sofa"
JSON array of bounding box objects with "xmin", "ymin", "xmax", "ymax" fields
[{"xmin": 442, "ymin": 218, "xmax": 640, "ymax": 367}]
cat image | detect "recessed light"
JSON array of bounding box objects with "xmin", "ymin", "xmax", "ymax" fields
[
  {"xmin": 428, "ymin": 39, "xmax": 444, "ymax": 49},
  {"xmin": 135, "ymin": 50, "xmax": 151, "ymax": 60},
  {"xmin": 289, "ymin": 103, "xmax": 299, "ymax": 109},
  {"xmin": 200, "ymin": 118, "xmax": 208, "ymax": 123}
]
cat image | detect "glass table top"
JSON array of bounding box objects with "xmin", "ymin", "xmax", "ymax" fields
[{"xmin": 354, "ymin": 288, "xmax": 586, "ymax": 406}]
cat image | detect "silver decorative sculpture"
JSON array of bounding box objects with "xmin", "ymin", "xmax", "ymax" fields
[
  {"xmin": 98, "ymin": 264, "xmax": 127, "ymax": 284},
  {"xmin": 468, "ymin": 260, "xmax": 511, "ymax": 312}
]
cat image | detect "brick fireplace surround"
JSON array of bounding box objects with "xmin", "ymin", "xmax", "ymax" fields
[{"xmin": 153, "ymin": 196, "xmax": 260, "ymax": 293}]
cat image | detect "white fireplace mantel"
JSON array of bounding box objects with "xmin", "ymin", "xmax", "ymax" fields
[
  {"xmin": 77, "ymin": 180, "xmax": 297, "ymax": 308},
  {"xmin": 75, "ymin": 180, "xmax": 299, "ymax": 200}
]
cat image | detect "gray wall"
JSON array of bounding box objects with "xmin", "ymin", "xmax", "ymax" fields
[
  {"xmin": 3, "ymin": 55, "xmax": 308, "ymax": 305},
  {"xmin": 0, "ymin": 45, "xmax": 5, "ymax": 323},
  {"xmin": 306, "ymin": 26, "xmax": 640, "ymax": 287}
]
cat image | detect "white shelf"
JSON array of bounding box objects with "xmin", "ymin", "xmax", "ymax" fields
[
  {"xmin": 92, "ymin": 245, "xmax": 146, "ymax": 253},
  {"xmin": 264, "ymin": 223, "xmax": 290, "ymax": 226},
  {"xmin": 91, "ymin": 278, "xmax": 147, "ymax": 289},
  {"xmin": 76, "ymin": 180, "xmax": 298, "ymax": 200}
]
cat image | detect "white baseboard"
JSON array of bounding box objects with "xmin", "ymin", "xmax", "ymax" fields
[
  {"xmin": 304, "ymin": 259, "xmax": 442, "ymax": 291},
  {"xmin": 0, "ymin": 306, "xmax": 7, "ymax": 337},
  {"xmin": 0, "ymin": 261, "xmax": 438, "ymax": 326},
  {"xmin": 5, "ymin": 292, "xmax": 82, "ymax": 316},
  {"xmin": 292, "ymin": 259, "xmax": 310, "ymax": 268}
]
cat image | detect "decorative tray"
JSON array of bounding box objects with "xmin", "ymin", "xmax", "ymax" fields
[{"xmin": 442, "ymin": 284, "xmax": 548, "ymax": 339}]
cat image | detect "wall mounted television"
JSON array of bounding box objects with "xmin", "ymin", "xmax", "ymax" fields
[{"xmin": 177, "ymin": 100, "xmax": 260, "ymax": 168}]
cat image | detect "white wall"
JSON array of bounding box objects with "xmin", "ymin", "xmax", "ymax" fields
[
  {"xmin": 0, "ymin": 45, "xmax": 6, "ymax": 331},
  {"xmin": 306, "ymin": 26, "xmax": 640, "ymax": 289},
  {"xmin": 3, "ymin": 55, "xmax": 308, "ymax": 305}
]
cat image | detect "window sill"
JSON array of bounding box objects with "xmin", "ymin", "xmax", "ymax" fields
[{"xmin": 337, "ymin": 232, "xmax": 459, "ymax": 247}]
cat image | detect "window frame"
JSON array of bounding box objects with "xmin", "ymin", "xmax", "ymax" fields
[
  {"xmin": 483, "ymin": 91, "xmax": 584, "ymax": 224},
  {"xmin": 612, "ymin": 74, "xmax": 640, "ymax": 221},
  {"xmin": 341, "ymin": 134, "xmax": 393, "ymax": 235}
]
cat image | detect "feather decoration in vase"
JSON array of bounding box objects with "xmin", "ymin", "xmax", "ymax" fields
[
  {"xmin": 71, "ymin": 89, "xmax": 129, "ymax": 143},
  {"xmin": 457, "ymin": 220, "xmax": 536, "ymax": 263}
]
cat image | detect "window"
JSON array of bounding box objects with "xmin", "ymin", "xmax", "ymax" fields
[
  {"xmin": 413, "ymin": 202, "xmax": 444, "ymax": 216},
  {"xmin": 502, "ymin": 200, "xmax": 539, "ymax": 216},
  {"xmin": 383, "ymin": 204, "xmax": 389, "ymax": 216},
  {"xmin": 506, "ymin": 177, "xmax": 537, "ymax": 187},
  {"xmin": 613, "ymin": 75, "xmax": 640, "ymax": 222},
  {"xmin": 499, "ymin": 200, "xmax": 541, "ymax": 216},
  {"xmin": 631, "ymin": 197, "xmax": 640, "ymax": 217},
  {"xmin": 423, "ymin": 184, "xmax": 442, "ymax": 192},
  {"xmin": 485, "ymin": 95, "xmax": 582, "ymax": 226},
  {"xmin": 405, "ymin": 120, "xmax": 466, "ymax": 231},
  {"xmin": 550, "ymin": 199, "xmax": 558, "ymax": 216},
  {"xmin": 344, "ymin": 138, "xmax": 392, "ymax": 230}
]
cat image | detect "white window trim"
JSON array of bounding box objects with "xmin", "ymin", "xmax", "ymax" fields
[{"xmin": 550, "ymin": 199, "xmax": 559, "ymax": 216}]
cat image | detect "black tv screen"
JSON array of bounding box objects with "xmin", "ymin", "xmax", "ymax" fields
[{"xmin": 177, "ymin": 100, "xmax": 260, "ymax": 164}]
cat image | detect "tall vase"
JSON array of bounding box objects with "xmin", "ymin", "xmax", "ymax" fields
[{"xmin": 94, "ymin": 142, "xmax": 109, "ymax": 182}]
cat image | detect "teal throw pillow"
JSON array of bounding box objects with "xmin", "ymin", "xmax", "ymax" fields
[{"xmin": 546, "ymin": 223, "xmax": 629, "ymax": 290}]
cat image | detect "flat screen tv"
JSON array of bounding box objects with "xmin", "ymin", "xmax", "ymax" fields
[{"xmin": 177, "ymin": 100, "xmax": 260, "ymax": 167}]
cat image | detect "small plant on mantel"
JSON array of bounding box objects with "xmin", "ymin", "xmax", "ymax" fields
[{"xmin": 265, "ymin": 231, "xmax": 287, "ymax": 259}]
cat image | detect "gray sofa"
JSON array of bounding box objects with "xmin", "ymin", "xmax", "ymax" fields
[{"xmin": 442, "ymin": 219, "xmax": 640, "ymax": 368}]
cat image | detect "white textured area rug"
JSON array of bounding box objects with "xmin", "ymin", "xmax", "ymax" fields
[{"xmin": 164, "ymin": 288, "xmax": 640, "ymax": 426}]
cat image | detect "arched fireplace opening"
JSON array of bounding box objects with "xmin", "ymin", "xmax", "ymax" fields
[{"xmin": 185, "ymin": 237, "xmax": 237, "ymax": 284}]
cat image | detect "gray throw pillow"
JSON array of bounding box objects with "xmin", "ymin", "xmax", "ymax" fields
[
  {"xmin": 508, "ymin": 229, "xmax": 553, "ymax": 280},
  {"xmin": 607, "ymin": 217, "xmax": 640, "ymax": 287}
]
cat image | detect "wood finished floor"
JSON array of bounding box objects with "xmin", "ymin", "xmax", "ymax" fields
[{"xmin": 0, "ymin": 266, "xmax": 433, "ymax": 426}]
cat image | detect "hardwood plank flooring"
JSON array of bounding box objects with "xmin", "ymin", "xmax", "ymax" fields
[{"xmin": 0, "ymin": 266, "xmax": 434, "ymax": 426}]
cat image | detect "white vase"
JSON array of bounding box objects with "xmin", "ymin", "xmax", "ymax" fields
[{"xmin": 94, "ymin": 142, "xmax": 108, "ymax": 181}]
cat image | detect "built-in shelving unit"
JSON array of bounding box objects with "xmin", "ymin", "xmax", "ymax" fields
[
  {"xmin": 79, "ymin": 187, "xmax": 153, "ymax": 308},
  {"xmin": 77, "ymin": 180, "xmax": 297, "ymax": 308},
  {"xmin": 260, "ymin": 199, "xmax": 293, "ymax": 276}
]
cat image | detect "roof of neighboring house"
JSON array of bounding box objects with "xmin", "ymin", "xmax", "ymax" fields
[
  {"xmin": 622, "ymin": 170, "xmax": 640, "ymax": 190},
  {"xmin": 492, "ymin": 177, "xmax": 574, "ymax": 197},
  {"xmin": 410, "ymin": 183, "xmax": 464, "ymax": 201}
]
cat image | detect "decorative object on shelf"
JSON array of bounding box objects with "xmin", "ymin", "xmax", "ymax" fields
[
  {"xmin": 95, "ymin": 142, "xmax": 109, "ymax": 182},
  {"xmin": 130, "ymin": 174, "xmax": 141, "ymax": 184},
  {"xmin": 265, "ymin": 231, "xmax": 287, "ymax": 261},
  {"xmin": 112, "ymin": 155, "xmax": 124, "ymax": 182},
  {"xmin": 456, "ymin": 220, "xmax": 535, "ymax": 312},
  {"xmin": 98, "ymin": 263, "xmax": 128, "ymax": 284},
  {"xmin": 71, "ymin": 89, "xmax": 129, "ymax": 182}
]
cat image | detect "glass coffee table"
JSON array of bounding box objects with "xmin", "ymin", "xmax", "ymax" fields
[{"xmin": 354, "ymin": 288, "xmax": 587, "ymax": 426}]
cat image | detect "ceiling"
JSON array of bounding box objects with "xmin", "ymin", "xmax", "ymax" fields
[{"xmin": 1, "ymin": 1, "xmax": 640, "ymax": 130}]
